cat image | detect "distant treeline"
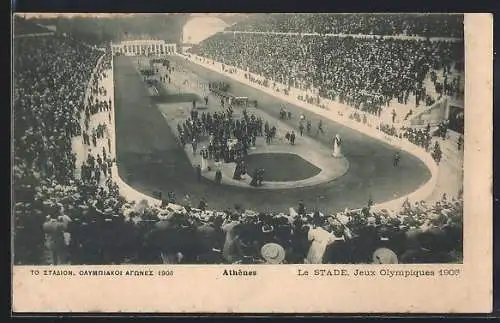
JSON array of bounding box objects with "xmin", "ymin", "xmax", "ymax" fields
[{"xmin": 29, "ymin": 14, "xmax": 191, "ymax": 46}]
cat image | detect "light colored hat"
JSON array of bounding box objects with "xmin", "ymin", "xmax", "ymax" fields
[
  {"xmin": 327, "ymin": 217, "xmax": 342, "ymax": 228},
  {"xmin": 366, "ymin": 216, "xmax": 377, "ymax": 226},
  {"xmin": 243, "ymin": 210, "xmax": 258, "ymax": 218},
  {"xmin": 261, "ymin": 224, "xmax": 274, "ymax": 233},
  {"xmin": 261, "ymin": 243, "xmax": 285, "ymax": 264},
  {"xmin": 123, "ymin": 208, "xmax": 134, "ymax": 218},
  {"xmin": 372, "ymin": 248, "xmax": 398, "ymax": 264},
  {"xmin": 199, "ymin": 211, "xmax": 213, "ymax": 221},
  {"xmin": 336, "ymin": 213, "xmax": 350, "ymax": 225}
]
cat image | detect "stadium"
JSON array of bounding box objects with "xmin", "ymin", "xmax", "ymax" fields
[{"xmin": 13, "ymin": 13, "xmax": 464, "ymax": 265}]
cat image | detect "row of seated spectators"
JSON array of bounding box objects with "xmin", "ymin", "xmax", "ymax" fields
[
  {"xmin": 191, "ymin": 33, "xmax": 464, "ymax": 116},
  {"xmin": 227, "ymin": 13, "xmax": 464, "ymax": 38}
]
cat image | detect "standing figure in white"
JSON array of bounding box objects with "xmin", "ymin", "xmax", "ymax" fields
[
  {"xmin": 200, "ymin": 146, "xmax": 209, "ymax": 172},
  {"xmin": 332, "ymin": 134, "xmax": 342, "ymax": 158}
]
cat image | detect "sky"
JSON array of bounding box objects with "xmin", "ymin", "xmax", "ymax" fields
[{"xmin": 18, "ymin": 13, "xmax": 245, "ymax": 20}]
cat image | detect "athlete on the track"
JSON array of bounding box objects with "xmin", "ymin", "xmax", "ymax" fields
[
  {"xmin": 393, "ymin": 151, "xmax": 400, "ymax": 167},
  {"xmin": 316, "ymin": 120, "xmax": 324, "ymax": 136}
]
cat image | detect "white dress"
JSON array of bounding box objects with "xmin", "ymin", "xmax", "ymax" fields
[
  {"xmin": 215, "ymin": 160, "xmax": 222, "ymax": 171},
  {"xmin": 332, "ymin": 135, "xmax": 342, "ymax": 158},
  {"xmin": 200, "ymin": 149, "xmax": 208, "ymax": 172},
  {"xmin": 305, "ymin": 227, "xmax": 335, "ymax": 264},
  {"xmin": 201, "ymin": 156, "xmax": 208, "ymax": 172}
]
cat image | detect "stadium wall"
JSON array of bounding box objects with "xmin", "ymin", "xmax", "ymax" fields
[
  {"xmin": 177, "ymin": 53, "xmax": 439, "ymax": 211},
  {"xmin": 409, "ymin": 96, "xmax": 448, "ymax": 126},
  {"xmin": 14, "ymin": 32, "xmax": 55, "ymax": 38}
]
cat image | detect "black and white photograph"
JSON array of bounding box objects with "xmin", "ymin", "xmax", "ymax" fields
[{"xmin": 13, "ymin": 13, "xmax": 468, "ymax": 268}]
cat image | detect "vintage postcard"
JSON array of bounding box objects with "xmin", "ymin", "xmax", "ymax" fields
[{"xmin": 11, "ymin": 13, "xmax": 492, "ymax": 313}]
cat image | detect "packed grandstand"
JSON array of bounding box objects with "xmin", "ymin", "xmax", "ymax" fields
[
  {"xmin": 225, "ymin": 13, "xmax": 464, "ymax": 38},
  {"xmin": 13, "ymin": 14, "xmax": 464, "ymax": 265}
]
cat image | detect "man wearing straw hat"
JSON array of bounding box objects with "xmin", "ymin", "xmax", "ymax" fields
[
  {"xmin": 372, "ymin": 247, "xmax": 399, "ymax": 264},
  {"xmin": 261, "ymin": 243, "xmax": 286, "ymax": 264}
]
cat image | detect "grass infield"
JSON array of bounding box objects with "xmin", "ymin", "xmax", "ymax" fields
[{"xmin": 245, "ymin": 153, "xmax": 322, "ymax": 182}]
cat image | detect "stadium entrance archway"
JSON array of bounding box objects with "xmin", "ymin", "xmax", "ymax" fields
[{"xmin": 111, "ymin": 39, "xmax": 177, "ymax": 57}]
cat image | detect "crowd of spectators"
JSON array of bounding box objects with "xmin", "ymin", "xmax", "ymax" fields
[
  {"xmin": 13, "ymin": 26, "xmax": 463, "ymax": 265},
  {"xmin": 13, "ymin": 35, "xmax": 101, "ymax": 184},
  {"xmin": 26, "ymin": 191, "xmax": 463, "ymax": 265},
  {"xmin": 403, "ymin": 127, "xmax": 432, "ymax": 150},
  {"xmin": 191, "ymin": 33, "xmax": 464, "ymax": 117},
  {"xmin": 377, "ymin": 121, "xmax": 444, "ymax": 164},
  {"xmin": 227, "ymin": 13, "xmax": 464, "ymax": 38},
  {"xmin": 13, "ymin": 30, "xmax": 115, "ymax": 264}
]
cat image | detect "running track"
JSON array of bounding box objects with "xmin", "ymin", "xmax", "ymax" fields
[{"xmin": 113, "ymin": 56, "xmax": 431, "ymax": 213}]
